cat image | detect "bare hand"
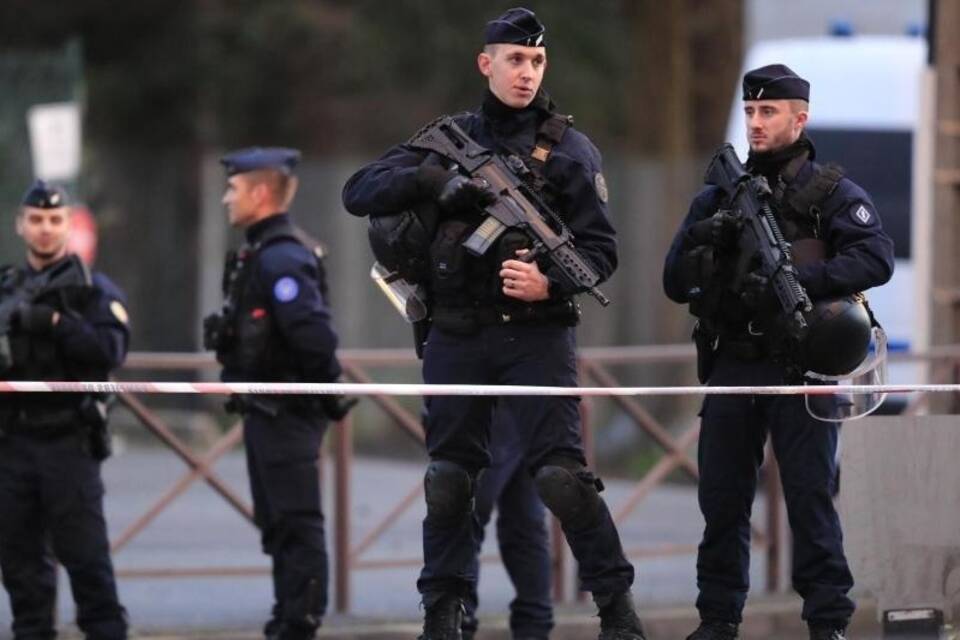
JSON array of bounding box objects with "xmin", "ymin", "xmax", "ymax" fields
[{"xmin": 499, "ymin": 249, "xmax": 549, "ymax": 302}]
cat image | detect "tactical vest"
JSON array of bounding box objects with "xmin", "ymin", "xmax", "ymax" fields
[
  {"xmin": 771, "ymin": 152, "xmax": 845, "ymax": 251},
  {"xmin": 428, "ymin": 112, "xmax": 576, "ymax": 328},
  {"xmin": 0, "ymin": 256, "xmax": 102, "ymax": 423},
  {"xmin": 699, "ymin": 156, "xmax": 845, "ymax": 333},
  {"xmin": 215, "ymin": 220, "xmax": 329, "ymax": 380}
]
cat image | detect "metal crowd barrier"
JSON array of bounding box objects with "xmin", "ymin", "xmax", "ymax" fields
[{"xmin": 107, "ymin": 345, "xmax": 960, "ymax": 612}]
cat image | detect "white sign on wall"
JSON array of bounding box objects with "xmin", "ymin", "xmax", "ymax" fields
[{"xmin": 27, "ymin": 102, "xmax": 81, "ymax": 181}]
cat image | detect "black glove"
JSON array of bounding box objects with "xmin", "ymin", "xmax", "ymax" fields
[
  {"xmin": 13, "ymin": 302, "xmax": 57, "ymax": 334},
  {"xmin": 203, "ymin": 313, "xmax": 225, "ymax": 350},
  {"xmin": 740, "ymin": 271, "xmax": 770, "ymax": 309},
  {"xmin": 436, "ymin": 175, "xmax": 495, "ymax": 213},
  {"xmin": 321, "ymin": 395, "xmax": 358, "ymax": 421},
  {"xmin": 686, "ymin": 211, "xmax": 741, "ymax": 249}
]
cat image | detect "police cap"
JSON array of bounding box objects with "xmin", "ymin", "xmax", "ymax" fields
[
  {"xmin": 742, "ymin": 64, "xmax": 810, "ymax": 101},
  {"xmin": 21, "ymin": 179, "xmax": 68, "ymax": 209},
  {"xmin": 220, "ymin": 147, "xmax": 301, "ymax": 177},
  {"xmin": 484, "ymin": 7, "xmax": 546, "ymax": 47}
]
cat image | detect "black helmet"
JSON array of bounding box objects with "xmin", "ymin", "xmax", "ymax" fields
[
  {"xmin": 799, "ymin": 296, "xmax": 873, "ymax": 376},
  {"xmin": 367, "ymin": 204, "xmax": 436, "ymax": 283}
]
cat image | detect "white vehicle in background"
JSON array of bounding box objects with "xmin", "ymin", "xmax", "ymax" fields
[{"xmin": 726, "ymin": 32, "xmax": 929, "ymax": 410}]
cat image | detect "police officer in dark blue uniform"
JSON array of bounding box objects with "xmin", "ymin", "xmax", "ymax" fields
[
  {"xmin": 663, "ymin": 65, "xmax": 895, "ymax": 640},
  {"xmin": 343, "ymin": 8, "xmax": 646, "ymax": 640},
  {"xmin": 461, "ymin": 407, "xmax": 553, "ymax": 640},
  {"xmin": 205, "ymin": 148, "xmax": 350, "ymax": 640},
  {"xmin": 0, "ymin": 181, "xmax": 130, "ymax": 639}
]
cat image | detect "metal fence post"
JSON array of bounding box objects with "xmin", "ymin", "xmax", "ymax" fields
[{"xmin": 334, "ymin": 414, "xmax": 353, "ymax": 613}]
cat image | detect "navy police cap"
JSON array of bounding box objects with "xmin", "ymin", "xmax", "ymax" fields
[
  {"xmin": 485, "ymin": 7, "xmax": 546, "ymax": 47},
  {"xmin": 220, "ymin": 147, "xmax": 301, "ymax": 177},
  {"xmin": 21, "ymin": 179, "xmax": 68, "ymax": 209},
  {"xmin": 742, "ymin": 64, "xmax": 810, "ymax": 101}
]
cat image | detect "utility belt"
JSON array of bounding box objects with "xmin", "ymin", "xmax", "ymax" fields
[
  {"xmin": 0, "ymin": 405, "xmax": 86, "ymax": 437},
  {"xmin": 225, "ymin": 393, "xmax": 340, "ymax": 421},
  {"xmin": 226, "ymin": 393, "xmax": 302, "ymax": 418},
  {"xmin": 717, "ymin": 333, "xmax": 768, "ymax": 361},
  {"xmin": 432, "ymin": 298, "xmax": 580, "ymax": 334}
]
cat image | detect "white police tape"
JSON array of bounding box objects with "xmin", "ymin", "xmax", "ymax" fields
[{"xmin": 0, "ymin": 381, "xmax": 957, "ymax": 397}]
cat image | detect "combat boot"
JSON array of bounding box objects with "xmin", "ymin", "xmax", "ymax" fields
[
  {"xmin": 808, "ymin": 624, "xmax": 847, "ymax": 640},
  {"xmin": 460, "ymin": 610, "xmax": 477, "ymax": 640},
  {"xmin": 418, "ymin": 593, "xmax": 463, "ymax": 640},
  {"xmin": 685, "ymin": 620, "xmax": 739, "ymax": 639},
  {"xmin": 265, "ymin": 621, "xmax": 317, "ymax": 640},
  {"xmin": 594, "ymin": 591, "xmax": 647, "ymax": 640}
]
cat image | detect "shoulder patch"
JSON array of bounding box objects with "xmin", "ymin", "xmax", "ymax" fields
[
  {"xmin": 852, "ymin": 204, "xmax": 873, "ymax": 226},
  {"xmin": 109, "ymin": 301, "xmax": 129, "ymax": 325},
  {"xmin": 273, "ymin": 276, "xmax": 300, "ymax": 303},
  {"xmin": 594, "ymin": 172, "xmax": 609, "ymax": 203}
]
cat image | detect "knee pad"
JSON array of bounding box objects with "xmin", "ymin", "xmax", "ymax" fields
[
  {"xmin": 424, "ymin": 460, "xmax": 475, "ymax": 527},
  {"xmin": 534, "ymin": 460, "xmax": 604, "ymax": 532}
]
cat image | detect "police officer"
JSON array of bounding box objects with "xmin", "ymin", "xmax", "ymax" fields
[
  {"xmin": 663, "ymin": 65, "xmax": 895, "ymax": 640},
  {"xmin": 343, "ymin": 8, "xmax": 646, "ymax": 640},
  {"xmin": 206, "ymin": 148, "xmax": 350, "ymax": 640},
  {"xmin": 461, "ymin": 407, "xmax": 553, "ymax": 640},
  {"xmin": 0, "ymin": 181, "xmax": 130, "ymax": 639}
]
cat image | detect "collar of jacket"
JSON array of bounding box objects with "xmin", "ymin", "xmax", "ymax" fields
[
  {"xmin": 746, "ymin": 131, "xmax": 816, "ymax": 181},
  {"xmin": 245, "ymin": 212, "xmax": 291, "ymax": 244},
  {"xmin": 480, "ymin": 88, "xmax": 554, "ymax": 132}
]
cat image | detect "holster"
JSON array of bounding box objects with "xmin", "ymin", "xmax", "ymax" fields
[
  {"xmin": 80, "ymin": 395, "xmax": 112, "ymax": 461},
  {"xmin": 692, "ymin": 321, "xmax": 718, "ymax": 384},
  {"xmin": 413, "ymin": 318, "xmax": 431, "ymax": 359}
]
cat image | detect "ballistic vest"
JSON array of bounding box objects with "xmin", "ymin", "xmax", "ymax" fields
[{"xmin": 216, "ymin": 220, "xmax": 328, "ymax": 380}]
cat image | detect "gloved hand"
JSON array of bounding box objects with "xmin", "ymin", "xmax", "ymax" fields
[
  {"xmin": 202, "ymin": 313, "xmax": 225, "ymax": 351},
  {"xmin": 436, "ymin": 175, "xmax": 495, "ymax": 213},
  {"xmin": 740, "ymin": 271, "xmax": 770, "ymax": 309},
  {"xmin": 321, "ymin": 395, "xmax": 359, "ymax": 421},
  {"xmin": 13, "ymin": 302, "xmax": 58, "ymax": 334},
  {"xmin": 686, "ymin": 211, "xmax": 741, "ymax": 249}
]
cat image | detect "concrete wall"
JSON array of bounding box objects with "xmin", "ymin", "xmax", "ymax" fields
[{"xmin": 840, "ymin": 415, "xmax": 960, "ymax": 621}]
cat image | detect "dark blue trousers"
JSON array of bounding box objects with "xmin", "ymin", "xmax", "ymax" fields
[
  {"xmin": 244, "ymin": 408, "xmax": 328, "ymax": 633},
  {"xmin": 0, "ymin": 431, "xmax": 127, "ymax": 640},
  {"xmin": 462, "ymin": 406, "xmax": 553, "ymax": 639},
  {"xmin": 695, "ymin": 354, "xmax": 855, "ymax": 626},
  {"xmin": 417, "ymin": 324, "xmax": 634, "ymax": 601}
]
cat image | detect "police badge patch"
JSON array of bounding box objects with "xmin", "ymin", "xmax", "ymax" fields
[
  {"xmin": 853, "ymin": 204, "xmax": 872, "ymax": 226},
  {"xmin": 273, "ymin": 276, "xmax": 300, "ymax": 302},
  {"xmin": 594, "ymin": 172, "xmax": 609, "ymax": 203}
]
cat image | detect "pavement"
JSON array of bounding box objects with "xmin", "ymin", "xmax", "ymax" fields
[
  {"xmin": 45, "ymin": 596, "xmax": 889, "ymax": 639},
  {"xmin": 0, "ymin": 446, "xmax": 886, "ymax": 639}
]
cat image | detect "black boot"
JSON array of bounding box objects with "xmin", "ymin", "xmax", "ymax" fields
[
  {"xmin": 685, "ymin": 620, "xmax": 739, "ymax": 640},
  {"xmin": 460, "ymin": 609, "xmax": 477, "ymax": 640},
  {"xmin": 275, "ymin": 623, "xmax": 317, "ymax": 640},
  {"xmin": 808, "ymin": 624, "xmax": 847, "ymax": 640},
  {"xmin": 264, "ymin": 604, "xmax": 283, "ymax": 640},
  {"xmin": 594, "ymin": 591, "xmax": 647, "ymax": 640},
  {"xmin": 419, "ymin": 594, "xmax": 464, "ymax": 640}
]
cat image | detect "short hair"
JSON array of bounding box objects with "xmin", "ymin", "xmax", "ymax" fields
[
  {"xmin": 483, "ymin": 44, "xmax": 501, "ymax": 57},
  {"xmin": 244, "ymin": 169, "xmax": 291, "ymax": 205},
  {"xmin": 790, "ymin": 99, "xmax": 809, "ymax": 115}
]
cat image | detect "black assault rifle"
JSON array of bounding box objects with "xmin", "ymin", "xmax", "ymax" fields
[
  {"xmin": 0, "ymin": 254, "xmax": 93, "ymax": 372},
  {"xmin": 704, "ymin": 143, "xmax": 812, "ymax": 337},
  {"xmin": 408, "ymin": 116, "xmax": 610, "ymax": 306}
]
